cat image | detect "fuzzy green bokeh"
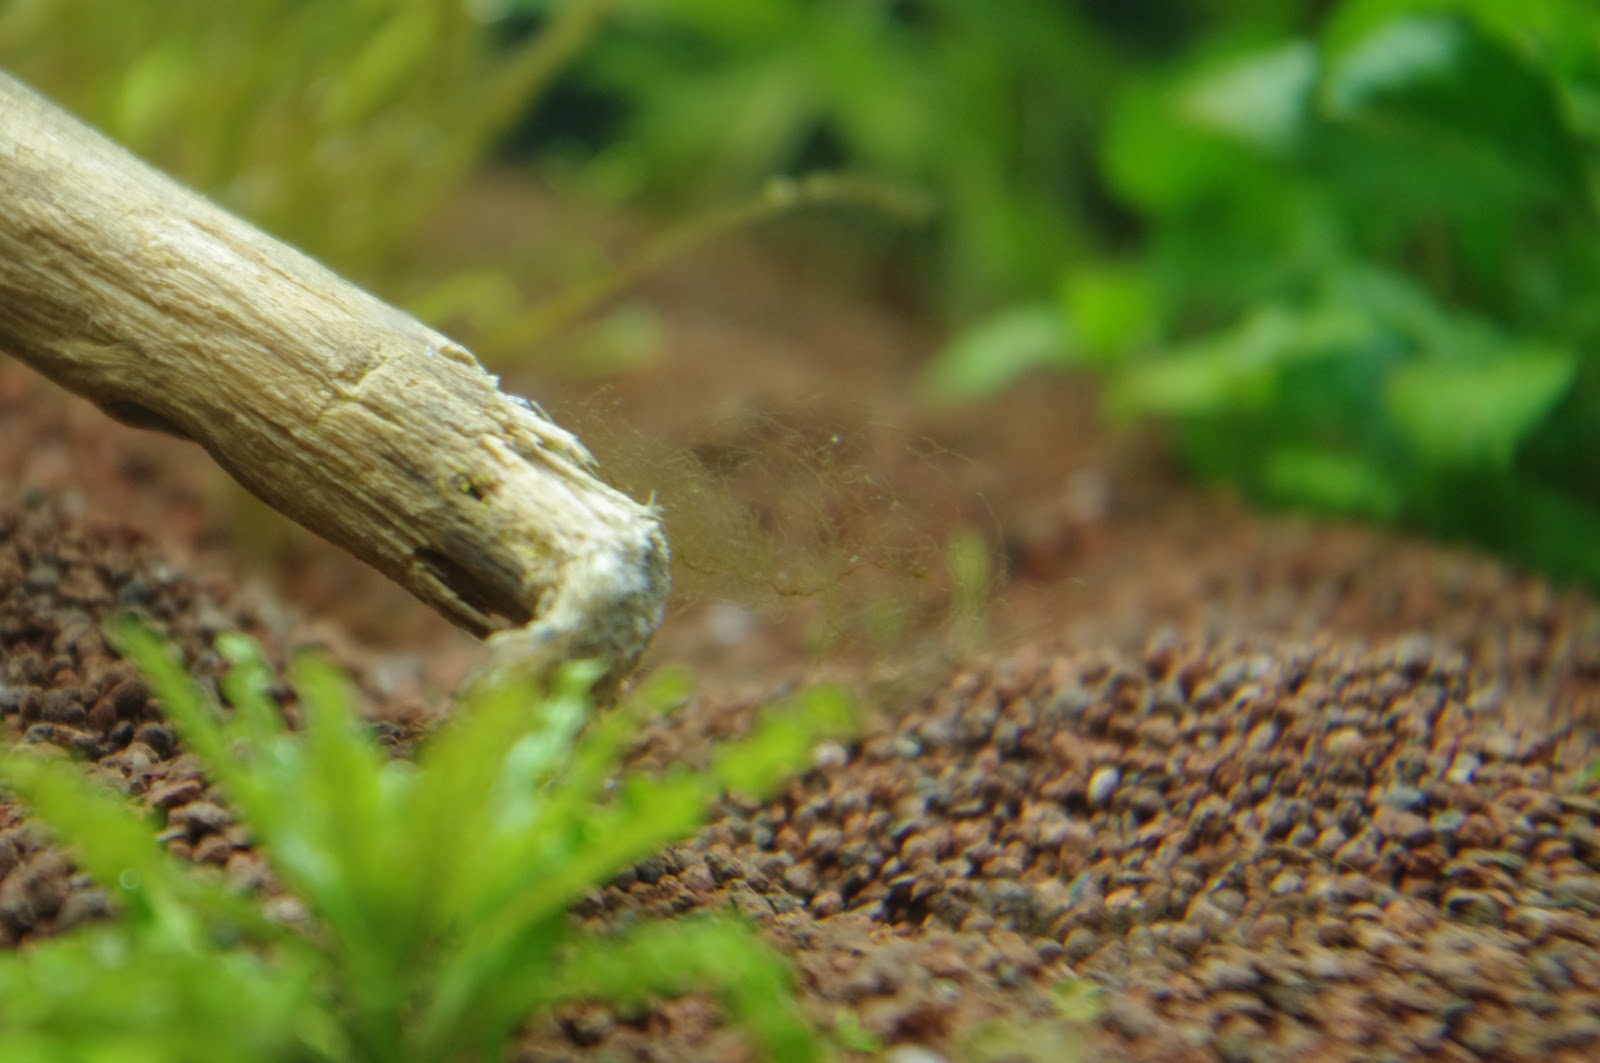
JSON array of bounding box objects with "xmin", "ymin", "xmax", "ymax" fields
[
  {"xmin": 929, "ymin": 0, "xmax": 1600, "ymax": 591},
  {"xmin": 0, "ymin": 0, "xmax": 605, "ymax": 289}
]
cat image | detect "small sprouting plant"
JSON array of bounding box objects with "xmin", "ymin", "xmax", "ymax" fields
[
  {"xmin": 0, "ymin": 618, "xmax": 855, "ymax": 1062},
  {"xmin": 830, "ymin": 1008, "xmax": 884, "ymax": 1055}
]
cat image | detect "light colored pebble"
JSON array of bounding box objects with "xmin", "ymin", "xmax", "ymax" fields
[{"xmin": 1088, "ymin": 765, "xmax": 1121, "ymax": 807}]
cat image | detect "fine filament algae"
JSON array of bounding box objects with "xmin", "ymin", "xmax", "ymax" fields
[
  {"xmin": 0, "ymin": 617, "xmax": 856, "ymax": 1063},
  {"xmin": 570, "ymin": 395, "xmax": 997, "ymax": 660}
]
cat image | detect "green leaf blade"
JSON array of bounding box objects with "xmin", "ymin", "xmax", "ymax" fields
[{"xmin": 1384, "ymin": 345, "xmax": 1577, "ymax": 468}]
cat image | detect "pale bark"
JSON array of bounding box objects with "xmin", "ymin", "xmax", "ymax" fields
[{"xmin": 0, "ymin": 71, "xmax": 667, "ymax": 685}]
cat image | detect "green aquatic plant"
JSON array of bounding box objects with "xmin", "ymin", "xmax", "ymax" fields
[
  {"xmin": 0, "ymin": 0, "xmax": 609, "ymax": 289},
  {"xmin": 0, "ymin": 3, "xmax": 931, "ymax": 367},
  {"xmin": 930, "ymin": 0, "xmax": 1600, "ymax": 590},
  {"xmin": 0, "ymin": 618, "xmax": 855, "ymax": 1062},
  {"xmin": 551, "ymin": 0, "xmax": 1155, "ymax": 316}
]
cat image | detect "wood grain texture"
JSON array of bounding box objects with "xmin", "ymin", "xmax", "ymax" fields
[{"xmin": 0, "ymin": 71, "xmax": 668, "ymax": 685}]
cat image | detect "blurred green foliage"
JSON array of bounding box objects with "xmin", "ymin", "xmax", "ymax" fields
[
  {"xmin": 0, "ymin": 1, "xmax": 1273, "ymax": 319},
  {"xmin": 0, "ymin": 620, "xmax": 854, "ymax": 1062},
  {"xmin": 930, "ymin": 0, "xmax": 1600, "ymax": 588},
  {"xmin": 538, "ymin": 0, "xmax": 1309, "ymax": 316},
  {"xmin": 0, "ymin": 0, "xmax": 606, "ymax": 289},
  {"xmin": 545, "ymin": 0, "xmax": 1118, "ymax": 315},
  {"xmin": 0, "ymin": 0, "xmax": 940, "ymax": 357}
]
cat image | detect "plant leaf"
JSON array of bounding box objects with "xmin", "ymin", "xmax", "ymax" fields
[
  {"xmin": 1260, "ymin": 447, "xmax": 1405, "ymax": 520},
  {"xmin": 1182, "ymin": 40, "xmax": 1318, "ymax": 156},
  {"xmin": 921, "ymin": 304, "xmax": 1069, "ymax": 402},
  {"xmin": 554, "ymin": 918, "xmax": 819, "ymax": 1063},
  {"xmin": 1385, "ymin": 346, "xmax": 1577, "ymax": 467},
  {"xmin": 1061, "ymin": 262, "xmax": 1157, "ymax": 362},
  {"xmin": 1321, "ymin": 13, "xmax": 1588, "ymax": 206},
  {"xmin": 1102, "ymin": 58, "xmax": 1280, "ymax": 215},
  {"xmin": 1109, "ymin": 302, "xmax": 1379, "ymax": 419}
]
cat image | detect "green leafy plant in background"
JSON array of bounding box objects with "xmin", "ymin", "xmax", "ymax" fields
[
  {"xmin": 931, "ymin": 0, "xmax": 1600, "ymax": 589},
  {"xmin": 0, "ymin": 619, "xmax": 855, "ymax": 1062},
  {"xmin": 550, "ymin": 0, "xmax": 1124, "ymax": 315},
  {"xmin": 0, "ymin": 0, "xmax": 614, "ymax": 292},
  {"xmin": 545, "ymin": 0, "xmax": 1304, "ymax": 317},
  {"xmin": 0, "ymin": 0, "xmax": 937, "ymax": 366}
]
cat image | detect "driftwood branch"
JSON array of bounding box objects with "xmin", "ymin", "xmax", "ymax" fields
[{"xmin": 0, "ymin": 71, "xmax": 668, "ymax": 686}]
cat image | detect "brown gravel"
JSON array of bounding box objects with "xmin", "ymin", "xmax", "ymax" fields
[
  {"xmin": 5, "ymin": 180, "xmax": 1600, "ymax": 1062},
  {"xmin": 555, "ymin": 601, "xmax": 1600, "ymax": 1062},
  {"xmin": 0, "ymin": 494, "xmax": 438, "ymax": 938},
  {"xmin": 7, "ymin": 479, "xmax": 1600, "ymax": 1061}
]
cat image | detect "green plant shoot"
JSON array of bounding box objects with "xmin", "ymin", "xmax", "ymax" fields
[{"xmin": 0, "ymin": 618, "xmax": 857, "ymax": 1062}]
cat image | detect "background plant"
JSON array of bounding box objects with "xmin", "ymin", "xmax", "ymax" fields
[
  {"xmin": 0, "ymin": 620, "xmax": 854, "ymax": 1062},
  {"xmin": 1, "ymin": 0, "xmax": 949, "ymax": 377},
  {"xmin": 930, "ymin": 0, "xmax": 1600, "ymax": 589},
  {"xmin": 0, "ymin": 0, "xmax": 608, "ymax": 293},
  {"xmin": 0, "ymin": 1, "xmax": 1294, "ymax": 322},
  {"xmin": 532, "ymin": 0, "xmax": 1305, "ymax": 317}
]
